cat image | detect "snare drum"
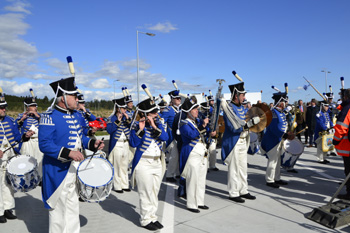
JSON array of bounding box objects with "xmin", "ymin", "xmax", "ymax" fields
[
  {"xmin": 281, "ymin": 139, "xmax": 304, "ymax": 169},
  {"xmin": 77, "ymin": 156, "xmax": 114, "ymax": 202},
  {"xmin": 6, "ymin": 154, "xmax": 40, "ymax": 192},
  {"xmin": 248, "ymin": 132, "xmax": 260, "ymax": 155}
]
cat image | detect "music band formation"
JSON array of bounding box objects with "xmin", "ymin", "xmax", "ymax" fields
[{"xmin": 0, "ymin": 57, "xmax": 349, "ymax": 232}]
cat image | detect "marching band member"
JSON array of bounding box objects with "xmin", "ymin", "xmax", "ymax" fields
[
  {"xmin": 295, "ymin": 100, "xmax": 308, "ymax": 144},
  {"xmin": 221, "ymin": 74, "xmax": 259, "ymax": 202},
  {"xmin": 76, "ymin": 91, "xmax": 97, "ymax": 137},
  {"xmin": 0, "ymin": 87, "xmax": 30, "ymax": 223},
  {"xmin": 325, "ymin": 89, "xmax": 338, "ymax": 156},
  {"xmin": 129, "ymin": 97, "xmax": 168, "ymax": 231},
  {"xmin": 163, "ymin": 82, "xmax": 182, "ymax": 183},
  {"xmin": 15, "ymin": 89, "xmax": 44, "ymax": 179},
  {"xmin": 261, "ymin": 84, "xmax": 293, "ymax": 189},
  {"xmin": 314, "ymin": 100, "xmax": 333, "ymax": 164},
  {"xmin": 179, "ymin": 97, "xmax": 210, "ymax": 212},
  {"xmin": 123, "ymin": 87, "xmax": 136, "ymax": 169},
  {"xmin": 107, "ymin": 97, "xmax": 132, "ymax": 193},
  {"xmin": 207, "ymin": 92, "xmax": 219, "ymax": 171},
  {"xmin": 333, "ymin": 82, "xmax": 350, "ymax": 200},
  {"xmin": 39, "ymin": 77, "xmax": 104, "ymax": 233}
]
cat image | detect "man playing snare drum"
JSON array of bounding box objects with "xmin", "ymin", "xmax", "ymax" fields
[
  {"xmin": 39, "ymin": 77, "xmax": 104, "ymax": 233},
  {"xmin": 15, "ymin": 89, "xmax": 44, "ymax": 179},
  {"xmin": 0, "ymin": 87, "xmax": 32, "ymax": 223}
]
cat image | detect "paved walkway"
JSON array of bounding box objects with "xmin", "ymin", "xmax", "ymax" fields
[{"xmin": 2, "ymin": 139, "xmax": 350, "ymax": 233}]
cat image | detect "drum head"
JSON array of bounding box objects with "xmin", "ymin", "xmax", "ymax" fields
[
  {"xmin": 78, "ymin": 157, "xmax": 113, "ymax": 187},
  {"xmin": 284, "ymin": 139, "xmax": 304, "ymax": 155},
  {"xmin": 7, "ymin": 155, "xmax": 37, "ymax": 175}
]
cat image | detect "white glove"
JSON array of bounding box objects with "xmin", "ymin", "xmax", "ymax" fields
[
  {"xmin": 285, "ymin": 105, "xmax": 292, "ymax": 113},
  {"xmin": 328, "ymin": 128, "xmax": 335, "ymax": 134},
  {"xmin": 246, "ymin": 116, "xmax": 260, "ymax": 128}
]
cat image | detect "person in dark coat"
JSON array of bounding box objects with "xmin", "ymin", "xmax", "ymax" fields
[
  {"xmin": 295, "ymin": 100, "xmax": 308, "ymax": 143},
  {"xmin": 306, "ymin": 99, "xmax": 318, "ymax": 147}
]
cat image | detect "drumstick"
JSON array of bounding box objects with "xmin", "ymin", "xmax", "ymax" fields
[
  {"xmin": 295, "ymin": 127, "xmax": 308, "ymax": 136},
  {"xmin": 84, "ymin": 137, "xmax": 104, "ymax": 169}
]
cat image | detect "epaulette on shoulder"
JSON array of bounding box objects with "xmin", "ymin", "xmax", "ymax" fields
[
  {"xmin": 162, "ymin": 107, "xmax": 170, "ymax": 113},
  {"xmin": 179, "ymin": 119, "xmax": 188, "ymax": 127},
  {"xmin": 7, "ymin": 116, "xmax": 15, "ymax": 122},
  {"xmin": 42, "ymin": 108, "xmax": 53, "ymax": 115}
]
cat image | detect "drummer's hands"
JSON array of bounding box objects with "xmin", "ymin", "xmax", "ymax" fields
[
  {"xmin": 139, "ymin": 117, "xmax": 146, "ymax": 130},
  {"xmin": 25, "ymin": 130, "xmax": 35, "ymax": 138},
  {"xmin": 69, "ymin": 151, "xmax": 85, "ymax": 162},
  {"xmin": 203, "ymin": 118, "xmax": 209, "ymax": 127},
  {"xmin": 0, "ymin": 150, "xmax": 3, "ymax": 159},
  {"xmin": 91, "ymin": 127, "xmax": 98, "ymax": 134},
  {"xmin": 94, "ymin": 139, "xmax": 105, "ymax": 150},
  {"xmin": 210, "ymin": 131, "xmax": 217, "ymax": 137},
  {"xmin": 21, "ymin": 112, "xmax": 28, "ymax": 121},
  {"xmin": 287, "ymin": 131, "xmax": 295, "ymax": 140}
]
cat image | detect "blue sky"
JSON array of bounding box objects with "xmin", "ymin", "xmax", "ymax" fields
[{"xmin": 0, "ymin": 0, "xmax": 349, "ymax": 104}]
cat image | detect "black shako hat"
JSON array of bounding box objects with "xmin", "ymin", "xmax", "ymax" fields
[
  {"xmin": 24, "ymin": 97, "xmax": 37, "ymax": 107},
  {"xmin": 137, "ymin": 98, "xmax": 159, "ymax": 113},
  {"xmin": 168, "ymin": 90, "xmax": 181, "ymax": 99},
  {"xmin": 182, "ymin": 97, "xmax": 199, "ymax": 113},
  {"xmin": 272, "ymin": 92, "xmax": 288, "ymax": 105},
  {"xmin": 0, "ymin": 86, "xmax": 7, "ymax": 107},
  {"xmin": 158, "ymin": 100, "xmax": 167, "ymax": 109},
  {"xmin": 125, "ymin": 95, "xmax": 133, "ymax": 103},
  {"xmin": 49, "ymin": 77, "xmax": 78, "ymax": 97},
  {"xmin": 228, "ymin": 82, "xmax": 246, "ymax": 97},
  {"xmin": 77, "ymin": 93, "xmax": 85, "ymax": 103},
  {"xmin": 200, "ymin": 102, "xmax": 210, "ymax": 110},
  {"xmin": 113, "ymin": 97, "xmax": 127, "ymax": 108},
  {"xmin": 325, "ymin": 92, "xmax": 334, "ymax": 99}
]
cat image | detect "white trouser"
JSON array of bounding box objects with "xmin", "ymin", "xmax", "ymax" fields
[
  {"xmin": 20, "ymin": 138, "xmax": 43, "ymax": 178},
  {"xmin": 166, "ymin": 140, "xmax": 180, "ymax": 178},
  {"xmin": 208, "ymin": 139, "xmax": 217, "ymax": 169},
  {"xmin": 265, "ymin": 142, "xmax": 284, "ymax": 183},
  {"xmin": 128, "ymin": 146, "xmax": 136, "ymax": 165},
  {"xmin": 135, "ymin": 158, "xmax": 162, "ymax": 226},
  {"xmin": 109, "ymin": 140, "xmax": 130, "ymax": 190},
  {"xmin": 182, "ymin": 143, "xmax": 208, "ymax": 209},
  {"xmin": 226, "ymin": 138, "xmax": 249, "ymax": 198},
  {"xmin": 315, "ymin": 137, "xmax": 327, "ymax": 162},
  {"xmin": 49, "ymin": 162, "xmax": 79, "ymax": 233},
  {"xmin": 0, "ymin": 148, "xmax": 15, "ymax": 216}
]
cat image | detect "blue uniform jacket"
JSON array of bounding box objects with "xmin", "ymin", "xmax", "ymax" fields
[
  {"xmin": 0, "ymin": 115, "xmax": 22, "ymax": 154},
  {"xmin": 179, "ymin": 118, "xmax": 208, "ymax": 173},
  {"xmin": 129, "ymin": 121, "xmax": 168, "ymax": 176},
  {"xmin": 77, "ymin": 109, "xmax": 96, "ymax": 136},
  {"xmin": 261, "ymin": 108, "xmax": 288, "ymax": 153},
  {"xmin": 221, "ymin": 103, "xmax": 247, "ymax": 162},
  {"xmin": 161, "ymin": 106, "xmax": 180, "ymax": 147},
  {"xmin": 15, "ymin": 113, "xmax": 41, "ymax": 151},
  {"xmin": 39, "ymin": 106, "xmax": 95, "ymax": 209},
  {"xmin": 106, "ymin": 114, "xmax": 131, "ymax": 153},
  {"xmin": 314, "ymin": 111, "xmax": 333, "ymax": 141}
]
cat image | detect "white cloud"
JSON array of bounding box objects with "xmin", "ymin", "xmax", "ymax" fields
[
  {"xmin": 92, "ymin": 78, "xmax": 110, "ymax": 89},
  {"xmin": 146, "ymin": 21, "xmax": 178, "ymax": 33},
  {"xmin": 4, "ymin": 0, "xmax": 31, "ymax": 14}
]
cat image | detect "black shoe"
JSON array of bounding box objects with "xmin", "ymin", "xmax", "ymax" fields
[
  {"xmin": 240, "ymin": 193, "xmax": 256, "ymax": 200},
  {"xmin": 122, "ymin": 188, "xmax": 131, "ymax": 192},
  {"xmin": 318, "ymin": 160, "xmax": 330, "ymax": 164},
  {"xmin": 153, "ymin": 221, "xmax": 164, "ymax": 229},
  {"xmin": 4, "ymin": 210, "xmax": 17, "ymax": 220},
  {"xmin": 38, "ymin": 181, "xmax": 42, "ymax": 187},
  {"xmin": 166, "ymin": 177, "xmax": 177, "ymax": 183},
  {"xmin": 330, "ymin": 152, "xmax": 337, "ymax": 156},
  {"xmin": 0, "ymin": 215, "xmax": 6, "ymax": 223},
  {"xmin": 211, "ymin": 167, "xmax": 219, "ymax": 171},
  {"xmin": 143, "ymin": 222, "xmax": 158, "ymax": 231},
  {"xmin": 337, "ymin": 193, "xmax": 350, "ymax": 200},
  {"xmin": 114, "ymin": 189, "xmax": 124, "ymax": 193},
  {"xmin": 229, "ymin": 196, "xmax": 245, "ymax": 203},
  {"xmin": 79, "ymin": 197, "xmax": 85, "ymax": 202},
  {"xmin": 187, "ymin": 208, "xmax": 200, "ymax": 213},
  {"xmin": 198, "ymin": 205, "xmax": 209, "ymax": 210},
  {"xmin": 266, "ymin": 182, "xmax": 280, "ymax": 188},
  {"xmin": 175, "ymin": 175, "xmax": 180, "ymax": 179},
  {"xmin": 275, "ymin": 180, "xmax": 288, "ymax": 185},
  {"xmin": 287, "ymin": 169, "xmax": 298, "ymax": 173}
]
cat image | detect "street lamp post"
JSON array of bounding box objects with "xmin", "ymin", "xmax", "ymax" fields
[
  {"xmin": 113, "ymin": 79, "xmax": 120, "ymax": 99},
  {"xmin": 137, "ymin": 30, "xmax": 155, "ymax": 103},
  {"xmin": 321, "ymin": 69, "xmax": 331, "ymax": 92}
]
